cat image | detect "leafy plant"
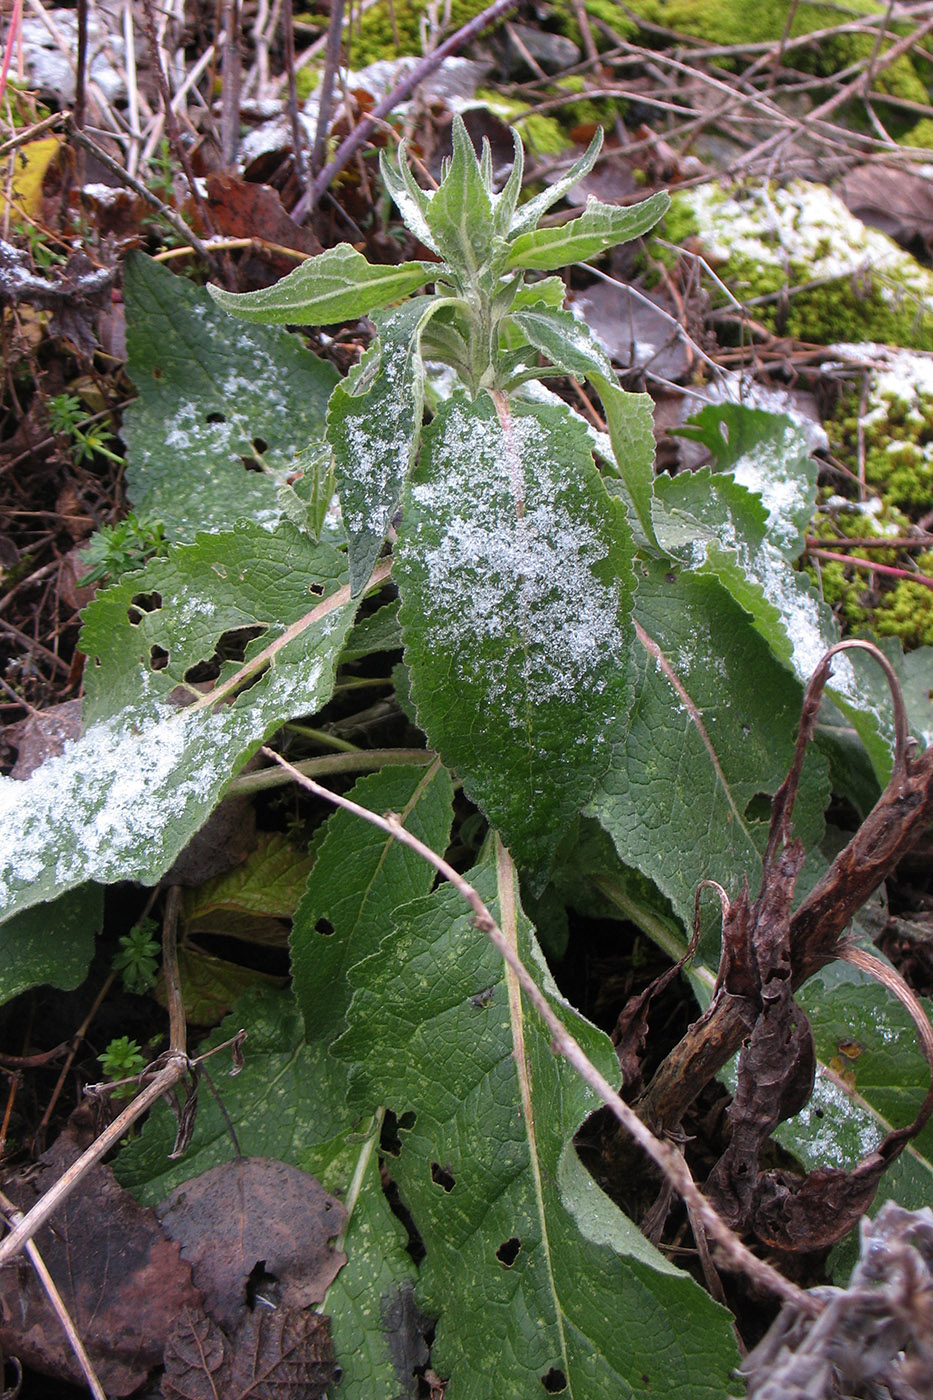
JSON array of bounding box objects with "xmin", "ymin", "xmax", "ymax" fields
[
  {"xmin": 98, "ymin": 1035, "xmax": 146, "ymax": 1098},
  {"xmin": 113, "ymin": 919, "xmax": 161, "ymax": 994},
  {"xmin": 81, "ymin": 513, "xmax": 168, "ymax": 586},
  {"xmin": 47, "ymin": 392, "xmax": 125, "ymax": 466},
  {"xmin": 2, "ymin": 117, "xmax": 932, "ymax": 1398}
]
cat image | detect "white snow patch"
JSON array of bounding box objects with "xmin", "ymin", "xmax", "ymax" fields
[{"xmin": 409, "ymin": 404, "xmax": 625, "ymax": 717}]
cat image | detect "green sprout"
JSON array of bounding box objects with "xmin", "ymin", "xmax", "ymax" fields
[
  {"xmin": 81, "ymin": 513, "xmax": 168, "ymax": 586},
  {"xmin": 47, "ymin": 392, "xmax": 124, "ymax": 466},
  {"xmin": 98, "ymin": 1035, "xmax": 146, "ymax": 1098},
  {"xmin": 112, "ymin": 919, "xmax": 161, "ymax": 995}
]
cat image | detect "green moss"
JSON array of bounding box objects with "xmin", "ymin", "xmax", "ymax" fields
[
  {"xmin": 873, "ymin": 553, "xmax": 933, "ymax": 648},
  {"xmin": 657, "ymin": 181, "xmax": 933, "ymax": 351},
  {"xmin": 830, "ymin": 357, "xmax": 933, "ymax": 511},
  {"xmin": 805, "ymin": 500, "xmax": 933, "ymax": 647},
  {"xmin": 550, "ymin": 0, "xmax": 639, "ymax": 48},
  {"xmin": 295, "ymin": 67, "xmax": 320, "ymax": 103},
  {"xmin": 900, "ymin": 118, "xmax": 933, "ymax": 150},
  {"xmin": 346, "ymin": 0, "xmax": 492, "ymax": 65},
  {"xmin": 624, "ymin": 0, "xmax": 930, "ymax": 100}
]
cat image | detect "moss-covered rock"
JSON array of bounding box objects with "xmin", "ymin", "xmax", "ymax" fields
[
  {"xmin": 345, "ymin": 0, "xmax": 492, "ymax": 65},
  {"xmin": 656, "ymin": 179, "xmax": 933, "ymax": 348},
  {"xmin": 624, "ymin": 1, "xmax": 931, "ymax": 104},
  {"xmin": 828, "ymin": 345, "xmax": 933, "ymax": 509}
]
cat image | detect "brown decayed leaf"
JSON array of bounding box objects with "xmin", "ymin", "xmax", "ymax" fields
[
  {"xmin": 836, "ymin": 163, "xmax": 933, "ymax": 253},
  {"xmin": 156, "ymin": 1158, "xmax": 346, "ymax": 1332},
  {"xmin": 0, "ymin": 1120, "xmax": 201, "ymax": 1395},
  {"xmin": 161, "ymin": 1304, "xmax": 337, "ymax": 1400}
]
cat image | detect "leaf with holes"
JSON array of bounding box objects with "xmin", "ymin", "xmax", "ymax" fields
[
  {"xmin": 0, "ymin": 522, "xmax": 356, "ymax": 923},
  {"xmin": 291, "ymin": 761, "xmax": 454, "ymax": 1045},
  {"xmin": 335, "ymin": 844, "xmax": 740, "ymax": 1399},
  {"xmin": 396, "ymin": 392, "xmax": 636, "ymax": 885},
  {"xmin": 122, "ymin": 251, "xmax": 339, "ymax": 538},
  {"xmin": 587, "ymin": 558, "xmax": 831, "ymax": 957}
]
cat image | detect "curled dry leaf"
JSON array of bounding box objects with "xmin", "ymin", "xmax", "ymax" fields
[{"xmin": 156, "ymin": 1158, "xmax": 346, "ymax": 1333}]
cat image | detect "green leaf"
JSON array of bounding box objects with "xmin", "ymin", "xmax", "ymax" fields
[
  {"xmin": 291, "ymin": 762, "xmax": 455, "ymax": 1044},
  {"xmin": 327, "ymin": 300, "xmax": 433, "ymax": 595},
  {"xmin": 116, "ymin": 986, "xmax": 419, "ymax": 1399},
  {"xmin": 396, "ymin": 393, "xmax": 636, "ymax": 883},
  {"xmin": 424, "ymin": 116, "xmax": 497, "ymax": 279},
  {"xmin": 508, "ymin": 129, "xmax": 603, "ymax": 237},
  {"xmin": 335, "ymin": 847, "xmax": 741, "ymax": 1398},
  {"xmin": 654, "ymin": 462, "xmax": 899, "ymax": 780},
  {"xmin": 183, "ymin": 828, "xmax": 313, "ymax": 929},
  {"xmin": 588, "ymin": 558, "xmax": 829, "ymax": 946},
  {"xmin": 0, "ymin": 523, "xmax": 356, "ymax": 922},
  {"xmin": 122, "ymin": 252, "xmax": 338, "ymax": 538},
  {"xmin": 506, "ymin": 305, "xmax": 658, "ymax": 545},
  {"xmin": 505, "ymin": 190, "xmax": 670, "ymax": 272},
  {"xmin": 0, "ymin": 884, "xmax": 103, "ymax": 1005},
  {"xmin": 207, "ymin": 244, "xmax": 436, "ymax": 325},
  {"xmin": 340, "ymin": 601, "xmax": 401, "ymax": 662},
  {"xmin": 675, "ymin": 404, "xmax": 818, "ymax": 557}
]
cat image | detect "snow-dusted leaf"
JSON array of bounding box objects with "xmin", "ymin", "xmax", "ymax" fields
[
  {"xmin": 654, "ymin": 460, "xmax": 898, "ymax": 779},
  {"xmin": 122, "ymin": 252, "xmax": 338, "ymax": 538},
  {"xmin": 588, "ymin": 558, "xmax": 830, "ymax": 945},
  {"xmin": 508, "ymin": 304, "xmax": 658, "ymax": 544},
  {"xmin": 505, "ymin": 190, "xmax": 669, "ymax": 272},
  {"xmin": 327, "ymin": 301, "xmax": 432, "ymax": 595},
  {"xmin": 207, "ymin": 244, "xmax": 435, "ymax": 325},
  {"xmin": 0, "ymin": 523, "xmax": 356, "ymax": 922},
  {"xmin": 116, "ymin": 988, "xmax": 419, "ymax": 1400},
  {"xmin": 675, "ymin": 403, "xmax": 817, "ymax": 557},
  {"xmin": 335, "ymin": 847, "xmax": 741, "ymax": 1399},
  {"xmin": 0, "ymin": 884, "xmax": 103, "ymax": 1005},
  {"xmin": 291, "ymin": 762, "xmax": 454, "ymax": 1044},
  {"xmin": 379, "ymin": 145, "xmax": 439, "ymax": 253},
  {"xmin": 396, "ymin": 393, "xmax": 636, "ymax": 883}
]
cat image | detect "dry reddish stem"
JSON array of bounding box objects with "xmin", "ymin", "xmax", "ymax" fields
[{"xmin": 639, "ymin": 642, "xmax": 933, "ymax": 1134}]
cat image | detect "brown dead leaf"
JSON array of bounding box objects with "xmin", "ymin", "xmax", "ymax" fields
[
  {"xmin": 0, "ymin": 1118, "xmax": 201, "ymax": 1395},
  {"xmin": 162, "ymin": 1304, "xmax": 337, "ymax": 1400},
  {"xmin": 569, "ymin": 283, "xmax": 692, "ymax": 381},
  {"xmin": 200, "ymin": 174, "xmax": 322, "ymax": 278},
  {"xmin": 836, "ymin": 163, "xmax": 933, "ymax": 254},
  {"xmin": 156, "ymin": 1158, "xmax": 346, "ymax": 1333},
  {"xmin": 6, "ymin": 699, "xmax": 83, "ymax": 778}
]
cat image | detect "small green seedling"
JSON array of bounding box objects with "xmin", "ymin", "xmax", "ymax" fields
[
  {"xmin": 112, "ymin": 919, "xmax": 161, "ymax": 995},
  {"xmin": 47, "ymin": 392, "xmax": 124, "ymax": 467},
  {"xmin": 81, "ymin": 513, "xmax": 167, "ymax": 586},
  {"xmin": 98, "ymin": 1035, "xmax": 146, "ymax": 1099}
]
